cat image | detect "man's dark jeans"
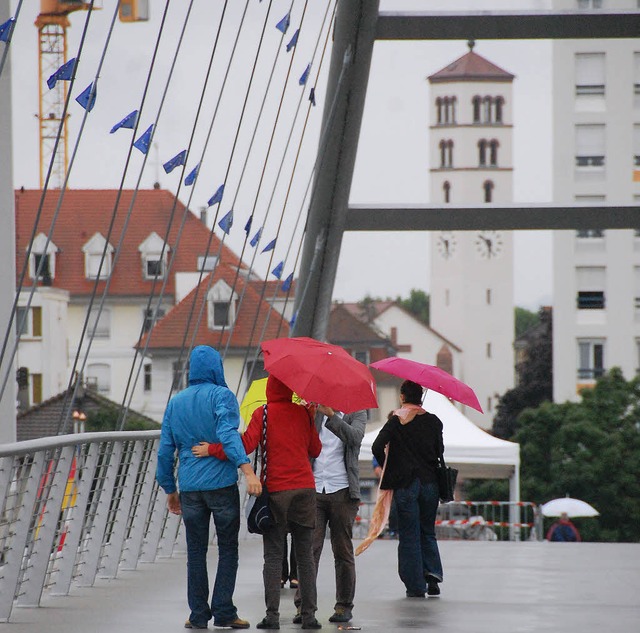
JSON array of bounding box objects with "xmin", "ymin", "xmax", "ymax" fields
[{"xmin": 180, "ymin": 485, "xmax": 240, "ymax": 626}]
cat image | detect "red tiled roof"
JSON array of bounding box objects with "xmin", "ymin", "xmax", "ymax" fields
[
  {"xmin": 139, "ymin": 264, "xmax": 290, "ymax": 351},
  {"xmin": 14, "ymin": 189, "xmax": 244, "ymax": 297},
  {"xmin": 428, "ymin": 50, "xmax": 514, "ymax": 83},
  {"xmin": 328, "ymin": 304, "xmax": 390, "ymax": 347}
]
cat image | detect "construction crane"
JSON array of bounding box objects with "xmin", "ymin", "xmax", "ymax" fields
[{"xmin": 35, "ymin": 0, "xmax": 148, "ymax": 189}]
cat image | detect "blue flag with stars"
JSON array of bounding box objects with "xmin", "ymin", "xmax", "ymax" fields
[
  {"xmin": 208, "ymin": 184, "xmax": 224, "ymax": 207},
  {"xmin": 250, "ymin": 227, "xmax": 262, "ymax": 248},
  {"xmin": 75, "ymin": 83, "xmax": 97, "ymax": 112},
  {"xmin": 0, "ymin": 18, "xmax": 15, "ymax": 43},
  {"xmin": 286, "ymin": 29, "xmax": 299, "ymax": 52},
  {"xmin": 163, "ymin": 150, "xmax": 187, "ymax": 174},
  {"xmin": 261, "ymin": 238, "xmax": 276, "ymax": 253},
  {"xmin": 299, "ymin": 63, "xmax": 311, "ymax": 86},
  {"xmin": 282, "ymin": 272, "xmax": 293, "ymax": 292},
  {"xmin": 271, "ymin": 261, "xmax": 284, "ymax": 279},
  {"xmin": 309, "ymin": 87, "xmax": 316, "ymax": 106},
  {"xmin": 47, "ymin": 58, "xmax": 76, "ymax": 90},
  {"xmin": 110, "ymin": 109, "xmax": 138, "ymax": 134},
  {"xmin": 218, "ymin": 210, "xmax": 233, "ymax": 235},
  {"xmin": 184, "ymin": 163, "xmax": 199, "ymax": 186},
  {"xmin": 275, "ymin": 12, "xmax": 290, "ymax": 34},
  {"xmin": 244, "ymin": 215, "xmax": 253, "ymax": 235},
  {"xmin": 133, "ymin": 124, "xmax": 154, "ymax": 154}
]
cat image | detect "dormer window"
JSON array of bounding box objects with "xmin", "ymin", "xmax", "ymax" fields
[
  {"xmin": 207, "ymin": 279, "xmax": 237, "ymax": 330},
  {"xmin": 83, "ymin": 232, "xmax": 114, "ymax": 280},
  {"xmin": 138, "ymin": 232, "xmax": 169, "ymax": 280},
  {"xmin": 29, "ymin": 233, "xmax": 58, "ymax": 284}
]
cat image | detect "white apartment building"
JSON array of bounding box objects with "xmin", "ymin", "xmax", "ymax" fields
[
  {"xmin": 428, "ymin": 43, "xmax": 516, "ymax": 429},
  {"xmin": 552, "ymin": 0, "xmax": 640, "ymax": 402}
]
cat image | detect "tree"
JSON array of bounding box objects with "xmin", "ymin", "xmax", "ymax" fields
[
  {"xmin": 515, "ymin": 306, "xmax": 539, "ymax": 337},
  {"xmin": 396, "ymin": 289, "xmax": 430, "ymax": 325},
  {"xmin": 85, "ymin": 407, "xmax": 160, "ymax": 432}
]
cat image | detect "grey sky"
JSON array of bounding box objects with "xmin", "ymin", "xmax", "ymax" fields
[{"xmin": 8, "ymin": 0, "xmax": 553, "ymax": 311}]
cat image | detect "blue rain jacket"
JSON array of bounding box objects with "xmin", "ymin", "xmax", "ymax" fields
[{"xmin": 156, "ymin": 345, "xmax": 249, "ymax": 494}]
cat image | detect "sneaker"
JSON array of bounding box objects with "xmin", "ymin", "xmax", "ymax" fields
[
  {"xmin": 213, "ymin": 617, "xmax": 250, "ymax": 629},
  {"xmin": 427, "ymin": 578, "xmax": 441, "ymax": 597},
  {"xmin": 184, "ymin": 621, "xmax": 208, "ymax": 629},
  {"xmin": 289, "ymin": 578, "xmax": 299, "ymax": 589},
  {"xmin": 256, "ymin": 617, "xmax": 280, "ymax": 630},
  {"xmin": 301, "ymin": 619, "xmax": 322, "ymax": 629},
  {"xmin": 328, "ymin": 607, "xmax": 352, "ymax": 623},
  {"xmin": 405, "ymin": 590, "xmax": 426, "ymax": 598},
  {"xmin": 292, "ymin": 612, "xmax": 302, "ymax": 624}
]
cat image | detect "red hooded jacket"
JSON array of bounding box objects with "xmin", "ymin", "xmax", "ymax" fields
[{"xmin": 208, "ymin": 375, "xmax": 321, "ymax": 492}]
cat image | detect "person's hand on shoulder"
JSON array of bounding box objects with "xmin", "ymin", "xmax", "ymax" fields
[{"xmin": 192, "ymin": 441, "xmax": 210, "ymax": 457}]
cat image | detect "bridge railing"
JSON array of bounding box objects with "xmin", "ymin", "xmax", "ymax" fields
[{"xmin": 0, "ymin": 431, "xmax": 180, "ymax": 622}]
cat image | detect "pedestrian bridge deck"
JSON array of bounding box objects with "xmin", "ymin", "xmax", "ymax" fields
[{"xmin": 1, "ymin": 538, "xmax": 638, "ymax": 633}]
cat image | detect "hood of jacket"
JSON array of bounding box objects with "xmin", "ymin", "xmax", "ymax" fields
[
  {"xmin": 188, "ymin": 345, "xmax": 228, "ymax": 387},
  {"xmin": 265, "ymin": 374, "xmax": 293, "ymax": 403}
]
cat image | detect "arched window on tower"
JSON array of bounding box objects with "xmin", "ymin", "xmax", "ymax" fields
[
  {"xmin": 483, "ymin": 180, "xmax": 494, "ymax": 203},
  {"xmin": 482, "ymin": 96, "xmax": 492, "ymax": 123},
  {"xmin": 495, "ymin": 96, "xmax": 504, "ymax": 123},
  {"xmin": 489, "ymin": 139, "xmax": 499, "ymax": 166},
  {"xmin": 436, "ymin": 97, "xmax": 442, "ymax": 124},
  {"xmin": 478, "ymin": 139, "xmax": 487, "ymax": 166},
  {"xmin": 446, "ymin": 140, "xmax": 454, "ymax": 167},
  {"xmin": 443, "ymin": 97, "xmax": 450, "ymax": 124},
  {"xmin": 443, "ymin": 181, "xmax": 451, "ymax": 203},
  {"xmin": 450, "ymin": 96, "xmax": 457, "ymax": 124},
  {"xmin": 439, "ymin": 140, "xmax": 447, "ymax": 167},
  {"xmin": 472, "ymin": 96, "xmax": 481, "ymax": 123}
]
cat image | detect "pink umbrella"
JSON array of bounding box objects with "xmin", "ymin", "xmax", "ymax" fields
[{"xmin": 369, "ymin": 357, "xmax": 483, "ymax": 413}]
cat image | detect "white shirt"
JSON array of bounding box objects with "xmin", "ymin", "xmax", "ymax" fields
[{"xmin": 314, "ymin": 414, "xmax": 349, "ymax": 494}]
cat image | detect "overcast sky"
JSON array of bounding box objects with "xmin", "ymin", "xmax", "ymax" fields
[{"xmin": 7, "ymin": 0, "xmax": 554, "ymax": 310}]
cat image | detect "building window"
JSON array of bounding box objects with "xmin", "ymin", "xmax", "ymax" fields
[
  {"xmin": 87, "ymin": 363, "xmax": 111, "ymax": 394},
  {"xmin": 576, "ymin": 229, "xmax": 604, "ymax": 238},
  {"xmin": 83, "ymin": 232, "xmax": 113, "ymax": 280},
  {"xmin": 577, "ymin": 291, "xmax": 605, "ymax": 309},
  {"xmin": 486, "ymin": 396, "xmax": 492, "ymax": 413},
  {"xmin": 207, "ymin": 280, "xmax": 237, "ymax": 330},
  {"xmin": 28, "ymin": 233, "xmax": 58, "ymax": 284},
  {"xmin": 575, "ymin": 124, "xmax": 605, "ymax": 168},
  {"xmin": 486, "ymin": 342, "xmax": 492, "ymax": 358},
  {"xmin": 172, "ymin": 360, "xmax": 187, "ymax": 392},
  {"xmin": 16, "ymin": 306, "xmax": 42, "ymax": 338},
  {"xmin": 439, "ymin": 140, "xmax": 454, "ymax": 168},
  {"xmin": 634, "ymin": 53, "xmax": 640, "ymax": 108},
  {"xmin": 436, "ymin": 97, "xmax": 443, "ymax": 124},
  {"xmin": 87, "ymin": 307, "xmax": 111, "ymax": 338},
  {"xmin": 144, "ymin": 363, "xmax": 152, "ymax": 392},
  {"xmin": 145, "ymin": 257, "xmax": 164, "ymax": 279},
  {"xmin": 213, "ymin": 302, "xmax": 230, "ymax": 327},
  {"xmin": 472, "ymin": 96, "xmax": 481, "ymax": 123},
  {"xmin": 577, "ymin": 0, "xmax": 602, "ymax": 8},
  {"xmin": 32, "ymin": 373, "xmax": 43, "ymax": 405},
  {"xmin": 575, "ymin": 52, "xmax": 605, "ymax": 96},
  {"xmin": 139, "ymin": 231, "xmax": 168, "ymax": 281},
  {"xmin": 577, "ymin": 339, "xmax": 604, "ymax": 380},
  {"xmin": 483, "ymin": 180, "xmax": 494, "ymax": 203},
  {"xmin": 495, "ymin": 97, "xmax": 504, "ymax": 123},
  {"xmin": 142, "ymin": 306, "xmax": 165, "ymax": 332},
  {"xmin": 353, "ymin": 350, "xmax": 370, "ymax": 365},
  {"xmin": 489, "ymin": 140, "xmax": 499, "ymax": 166},
  {"xmin": 576, "ymin": 266, "xmax": 605, "ymax": 309},
  {"xmin": 634, "ymin": 125, "xmax": 640, "ymax": 167},
  {"xmin": 197, "ymin": 255, "xmax": 218, "ymax": 272},
  {"xmin": 478, "ymin": 139, "xmax": 487, "ymax": 166},
  {"xmin": 486, "ymin": 288, "xmax": 492, "ymax": 305},
  {"xmin": 443, "ymin": 181, "xmax": 451, "ymax": 203},
  {"xmin": 445, "ymin": 289, "xmax": 450, "ymax": 306},
  {"xmin": 482, "ymin": 96, "xmax": 492, "ymax": 123}
]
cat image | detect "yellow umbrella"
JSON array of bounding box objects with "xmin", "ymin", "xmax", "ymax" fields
[{"xmin": 238, "ymin": 377, "xmax": 304, "ymax": 431}]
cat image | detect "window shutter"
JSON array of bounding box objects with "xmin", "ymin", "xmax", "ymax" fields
[{"xmin": 575, "ymin": 124, "xmax": 605, "ymax": 155}]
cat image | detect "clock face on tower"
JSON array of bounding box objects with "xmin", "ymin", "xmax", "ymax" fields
[
  {"xmin": 475, "ymin": 230, "xmax": 503, "ymax": 259},
  {"xmin": 437, "ymin": 231, "xmax": 457, "ymax": 259}
]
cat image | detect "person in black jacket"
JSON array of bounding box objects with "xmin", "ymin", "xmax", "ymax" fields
[{"xmin": 372, "ymin": 380, "xmax": 444, "ymax": 598}]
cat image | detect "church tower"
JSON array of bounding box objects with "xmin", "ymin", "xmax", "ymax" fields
[{"xmin": 428, "ymin": 42, "xmax": 515, "ymax": 429}]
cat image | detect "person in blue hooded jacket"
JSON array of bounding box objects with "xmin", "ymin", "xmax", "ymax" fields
[{"xmin": 156, "ymin": 345, "xmax": 261, "ymax": 630}]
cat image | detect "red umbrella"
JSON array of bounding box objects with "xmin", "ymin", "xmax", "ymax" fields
[
  {"xmin": 369, "ymin": 357, "xmax": 483, "ymax": 413},
  {"xmin": 261, "ymin": 337, "xmax": 378, "ymax": 413}
]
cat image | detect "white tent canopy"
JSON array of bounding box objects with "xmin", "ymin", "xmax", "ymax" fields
[{"xmin": 359, "ymin": 390, "xmax": 521, "ymax": 501}]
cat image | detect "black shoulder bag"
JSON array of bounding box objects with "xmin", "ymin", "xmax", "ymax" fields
[
  {"xmin": 245, "ymin": 405, "xmax": 274, "ymax": 534},
  {"xmin": 436, "ymin": 446, "xmax": 458, "ymax": 503}
]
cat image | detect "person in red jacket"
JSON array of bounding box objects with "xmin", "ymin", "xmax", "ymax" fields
[{"xmin": 193, "ymin": 375, "xmax": 322, "ymax": 630}]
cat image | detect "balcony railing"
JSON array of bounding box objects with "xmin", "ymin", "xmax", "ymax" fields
[{"xmin": 577, "ymin": 367, "xmax": 605, "ymax": 380}]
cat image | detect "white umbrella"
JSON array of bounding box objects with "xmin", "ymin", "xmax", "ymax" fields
[{"xmin": 541, "ymin": 497, "xmax": 599, "ymax": 518}]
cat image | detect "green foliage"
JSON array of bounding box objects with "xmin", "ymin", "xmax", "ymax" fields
[
  {"xmin": 85, "ymin": 407, "xmax": 160, "ymax": 432},
  {"xmin": 396, "ymin": 288, "xmax": 430, "ymax": 325},
  {"xmin": 515, "ymin": 306, "xmax": 539, "ymax": 337},
  {"xmin": 466, "ymin": 368, "xmax": 640, "ymax": 541}
]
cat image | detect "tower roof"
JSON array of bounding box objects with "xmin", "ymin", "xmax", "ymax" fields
[{"xmin": 428, "ymin": 43, "xmax": 514, "ymax": 84}]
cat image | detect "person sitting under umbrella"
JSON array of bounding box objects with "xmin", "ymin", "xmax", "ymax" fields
[{"xmin": 546, "ymin": 513, "xmax": 581, "ymax": 542}]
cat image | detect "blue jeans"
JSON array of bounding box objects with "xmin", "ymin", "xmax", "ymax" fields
[
  {"xmin": 394, "ymin": 478, "xmax": 443, "ymax": 594},
  {"xmin": 180, "ymin": 485, "xmax": 240, "ymax": 626}
]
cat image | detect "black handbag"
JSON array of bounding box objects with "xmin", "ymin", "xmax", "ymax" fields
[
  {"xmin": 436, "ymin": 450, "xmax": 458, "ymax": 503},
  {"xmin": 246, "ymin": 405, "xmax": 273, "ymax": 534}
]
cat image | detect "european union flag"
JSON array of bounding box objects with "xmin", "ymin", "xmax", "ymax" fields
[
  {"xmin": 282, "ymin": 272, "xmax": 293, "ymax": 292},
  {"xmin": 163, "ymin": 150, "xmax": 187, "ymax": 174},
  {"xmin": 208, "ymin": 184, "xmax": 224, "ymax": 207},
  {"xmin": 250, "ymin": 227, "xmax": 262, "ymax": 248},
  {"xmin": 299, "ymin": 63, "xmax": 311, "ymax": 86},
  {"xmin": 289, "ymin": 312, "xmax": 297, "ymax": 329},
  {"xmin": 110, "ymin": 109, "xmax": 138, "ymax": 134},
  {"xmin": 275, "ymin": 12, "xmax": 290, "ymax": 34},
  {"xmin": 218, "ymin": 210, "xmax": 233, "ymax": 235},
  {"xmin": 309, "ymin": 87, "xmax": 316, "ymax": 106},
  {"xmin": 261, "ymin": 238, "xmax": 276, "ymax": 253},
  {"xmin": 133, "ymin": 124, "xmax": 154, "ymax": 154},
  {"xmin": 184, "ymin": 163, "xmax": 199, "ymax": 186},
  {"xmin": 75, "ymin": 83, "xmax": 97, "ymax": 112},
  {"xmin": 0, "ymin": 18, "xmax": 15, "ymax": 43},
  {"xmin": 47, "ymin": 58, "xmax": 76, "ymax": 90},
  {"xmin": 244, "ymin": 215, "xmax": 253, "ymax": 235},
  {"xmin": 286, "ymin": 29, "xmax": 299, "ymax": 52},
  {"xmin": 271, "ymin": 261, "xmax": 284, "ymax": 279}
]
